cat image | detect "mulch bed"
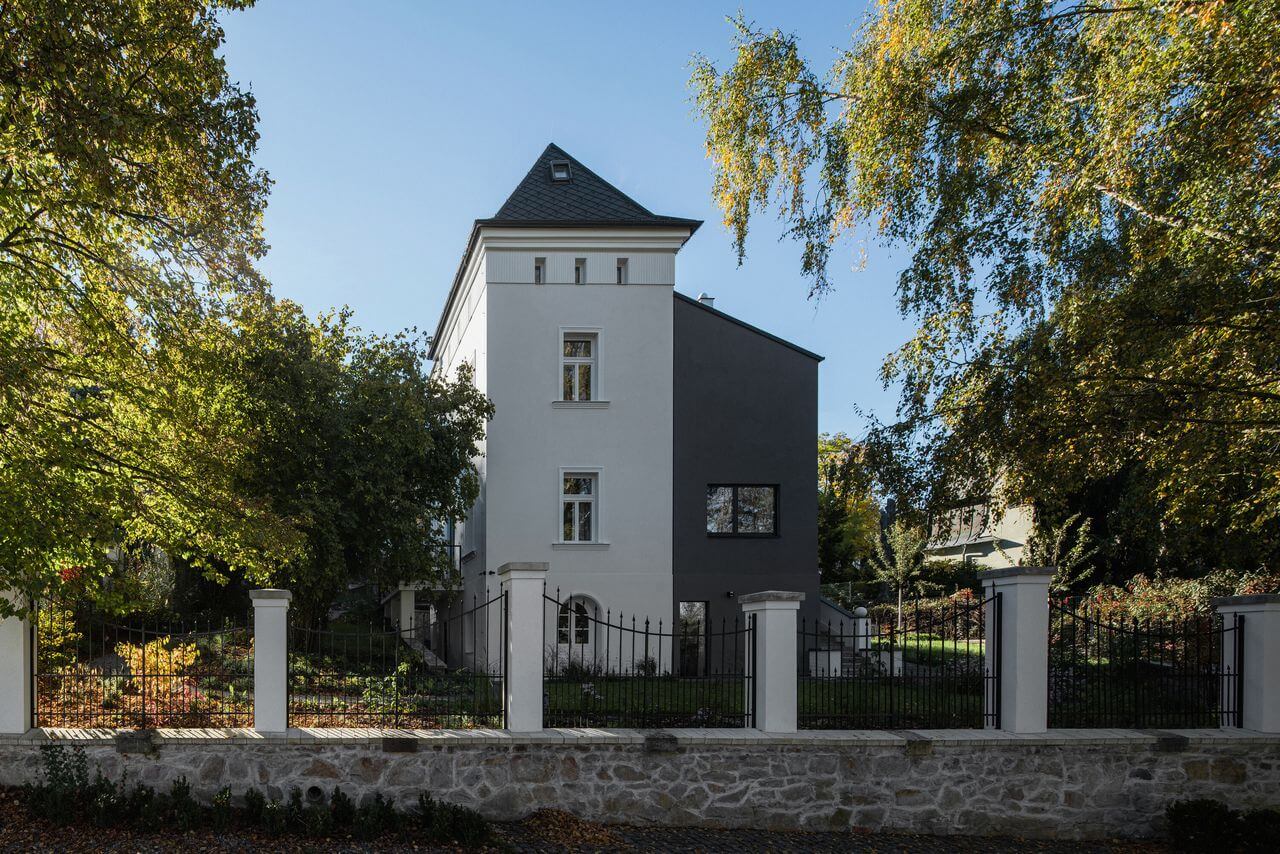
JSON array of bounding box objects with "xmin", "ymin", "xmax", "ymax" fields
[{"xmin": 0, "ymin": 791, "xmax": 1168, "ymax": 853}]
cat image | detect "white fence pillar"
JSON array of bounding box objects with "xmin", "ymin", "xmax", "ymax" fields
[
  {"xmin": 500, "ymin": 562, "xmax": 548, "ymax": 732},
  {"xmin": 250, "ymin": 589, "xmax": 291, "ymax": 732},
  {"xmin": 0, "ymin": 592, "xmax": 33, "ymax": 734},
  {"xmin": 980, "ymin": 567, "xmax": 1053, "ymax": 734},
  {"xmin": 396, "ymin": 583, "xmax": 415, "ymax": 634},
  {"xmin": 1214, "ymin": 595, "xmax": 1280, "ymax": 733},
  {"xmin": 741, "ymin": 591, "xmax": 804, "ymax": 733}
]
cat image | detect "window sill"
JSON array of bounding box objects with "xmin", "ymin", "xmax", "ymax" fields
[
  {"xmin": 551, "ymin": 400, "xmax": 611, "ymax": 410},
  {"xmin": 551, "ymin": 542, "xmax": 611, "ymax": 550}
]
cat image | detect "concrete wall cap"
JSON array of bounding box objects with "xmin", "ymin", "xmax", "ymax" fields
[
  {"xmin": 497, "ymin": 562, "xmax": 550, "ymax": 575},
  {"xmin": 978, "ymin": 566, "xmax": 1055, "ymax": 581},
  {"xmin": 738, "ymin": 591, "xmax": 806, "ymax": 604},
  {"xmin": 249, "ymin": 589, "xmax": 292, "ymax": 601},
  {"xmin": 1213, "ymin": 594, "xmax": 1280, "ymax": 608}
]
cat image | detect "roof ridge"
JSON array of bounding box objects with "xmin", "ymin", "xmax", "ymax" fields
[
  {"xmin": 543, "ymin": 142, "xmax": 655, "ymax": 217},
  {"xmin": 491, "ymin": 143, "xmax": 677, "ymax": 223}
]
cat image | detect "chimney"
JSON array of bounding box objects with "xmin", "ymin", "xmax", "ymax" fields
[{"xmin": 696, "ymin": 292, "xmax": 715, "ymax": 308}]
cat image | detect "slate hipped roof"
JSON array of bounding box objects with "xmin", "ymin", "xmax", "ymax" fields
[
  {"xmin": 481, "ymin": 143, "xmax": 702, "ymax": 229},
  {"xmin": 430, "ymin": 144, "xmax": 702, "ymax": 359}
]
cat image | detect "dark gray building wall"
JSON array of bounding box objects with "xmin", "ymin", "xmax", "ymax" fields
[{"xmin": 672, "ymin": 293, "xmax": 821, "ymax": 640}]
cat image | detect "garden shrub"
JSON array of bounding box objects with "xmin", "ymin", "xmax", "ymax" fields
[
  {"xmin": 259, "ymin": 799, "xmax": 287, "ymax": 836},
  {"xmin": 418, "ymin": 793, "xmax": 491, "ymax": 846},
  {"xmin": 169, "ymin": 777, "xmax": 200, "ymax": 831},
  {"xmin": 353, "ymin": 792, "xmax": 400, "ymax": 840},
  {"xmin": 211, "ymin": 786, "xmax": 233, "ymax": 830},
  {"xmin": 85, "ymin": 770, "xmax": 117, "ymax": 828},
  {"xmin": 137, "ymin": 785, "xmax": 168, "ymax": 832},
  {"xmin": 865, "ymin": 590, "xmax": 984, "ymax": 640},
  {"xmin": 120, "ymin": 779, "xmax": 155, "ymax": 826},
  {"xmin": 20, "ymin": 745, "xmax": 495, "ymax": 845},
  {"xmin": 22, "ymin": 744, "xmax": 90, "ymax": 824},
  {"xmin": 303, "ymin": 802, "xmax": 334, "ymax": 836},
  {"xmin": 1084, "ymin": 570, "xmax": 1280, "ymax": 623},
  {"xmin": 329, "ymin": 786, "xmax": 356, "ymax": 826},
  {"xmin": 242, "ymin": 786, "xmax": 266, "ymax": 822},
  {"xmin": 285, "ymin": 786, "xmax": 306, "ymax": 831}
]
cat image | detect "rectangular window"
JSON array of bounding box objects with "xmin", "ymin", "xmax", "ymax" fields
[
  {"xmin": 561, "ymin": 473, "xmax": 597, "ymax": 542},
  {"xmin": 706, "ymin": 484, "xmax": 778, "ymax": 536},
  {"xmin": 616, "ymin": 258, "xmax": 628, "ymax": 284},
  {"xmin": 561, "ymin": 332, "xmax": 596, "ymax": 401},
  {"xmin": 574, "ymin": 258, "xmax": 587, "ymax": 284},
  {"xmin": 534, "ymin": 257, "xmax": 545, "ymax": 284}
]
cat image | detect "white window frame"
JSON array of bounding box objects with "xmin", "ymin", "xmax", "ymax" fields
[
  {"xmin": 557, "ymin": 597, "xmax": 593, "ymax": 646},
  {"xmin": 615, "ymin": 257, "xmax": 628, "ymax": 284},
  {"xmin": 574, "ymin": 258, "xmax": 587, "ymax": 285},
  {"xmin": 534, "ymin": 257, "xmax": 545, "ymax": 284},
  {"xmin": 559, "ymin": 327, "xmax": 600, "ymax": 402},
  {"xmin": 558, "ymin": 468, "xmax": 601, "ymax": 544}
]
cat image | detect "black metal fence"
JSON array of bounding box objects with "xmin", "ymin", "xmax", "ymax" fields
[
  {"xmin": 797, "ymin": 594, "xmax": 999, "ymax": 729},
  {"xmin": 32, "ymin": 600, "xmax": 253, "ymax": 729},
  {"xmin": 287, "ymin": 592, "xmax": 505, "ymax": 729},
  {"xmin": 542, "ymin": 592, "xmax": 754, "ymax": 728},
  {"xmin": 1048, "ymin": 599, "xmax": 1242, "ymax": 728}
]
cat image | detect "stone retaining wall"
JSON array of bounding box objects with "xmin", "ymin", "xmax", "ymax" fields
[{"xmin": 1, "ymin": 728, "xmax": 1277, "ymax": 839}]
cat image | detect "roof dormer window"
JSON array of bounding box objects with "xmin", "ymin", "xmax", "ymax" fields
[{"xmin": 550, "ymin": 160, "xmax": 572, "ymax": 182}]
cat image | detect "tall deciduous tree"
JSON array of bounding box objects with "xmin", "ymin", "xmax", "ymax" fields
[
  {"xmin": 0, "ymin": 0, "xmax": 298, "ymax": 608},
  {"xmin": 230, "ymin": 297, "xmax": 493, "ymax": 621},
  {"xmin": 0, "ymin": 1, "xmax": 495, "ymax": 616},
  {"xmin": 692, "ymin": 2, "xmax": 1280, "ymax": 575},
  {"xmin": 817, "ymin": 432, "xmax": 880, "ymax": 582}
]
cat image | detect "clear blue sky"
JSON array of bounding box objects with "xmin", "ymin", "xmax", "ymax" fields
[{"xmin": 219, "ymin": 0, "xmax": 909, "ymax": 436}]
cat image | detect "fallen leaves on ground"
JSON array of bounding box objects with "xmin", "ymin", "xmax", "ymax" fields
[{"xmin": 512, "ymin": 809, "xmax": 631, "ymax": 850}]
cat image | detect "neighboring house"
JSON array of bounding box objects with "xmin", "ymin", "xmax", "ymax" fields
[
  {"xmin": 420, "ymin": 143, "xmax": 822, "ymax": 670},
  {"xmin": 925, "ymin": 501, "xmax": 1034, "ymax": 569}
]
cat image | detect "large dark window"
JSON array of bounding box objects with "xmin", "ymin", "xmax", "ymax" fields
[{"xmin": 706, "ymin": 484, "xmax": 778, "ymax": 536}]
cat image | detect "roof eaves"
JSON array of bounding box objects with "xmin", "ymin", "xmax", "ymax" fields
[
  {"xmin": 674, "ymin": 291, "xmax": 824, "ymax": 362},
  {"xmin": 476, "ymin": 217, "xmax": 703, "ymax": 230},
  {"xmin": 429, "ymin": 220, "xmax": 482, "ymax": 362}
]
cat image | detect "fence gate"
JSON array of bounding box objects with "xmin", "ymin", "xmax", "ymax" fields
[
  {"xmin": 1048, "ymin": 599, "xmax": 1242, "ymax": 729},
  {"xmin": 287, "ymin": 592, "xmax": 506, "ymax": 729},
  {"xmin": 32, "ymin": 599, "xmax": 253, "ymax": 729},
  {"xmin": 542, "ymin": 591, "xmax": 754, "ymax": 728},
  {"xmin": 797, "ymin": 594, "xmax": 998, "ymax": 729}
]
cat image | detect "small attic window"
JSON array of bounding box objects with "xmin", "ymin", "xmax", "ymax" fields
[{"xmin": 550, "ymin": 160, "xmax": 572, "ymax": 182}]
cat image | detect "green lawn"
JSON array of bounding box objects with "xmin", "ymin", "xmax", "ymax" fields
[
  {"xmin": 869, "ymin": 632, "xmax": 985, "ymax": 665},
  {"xmin": 544, "ymin": 676, "xmax": 749, "ymax": 728},
  {"xmin": 798, "ymin": 676, "xmax": 985, "ymax": 729}
]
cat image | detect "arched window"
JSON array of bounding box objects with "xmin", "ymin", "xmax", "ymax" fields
[{"xmin": 557, "ymin": 598, "xmax": 592, "ymax": 646}]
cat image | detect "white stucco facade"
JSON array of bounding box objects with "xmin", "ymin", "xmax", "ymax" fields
[{"xmin": 433, "ymin": 227, "xmax": 690, "ymax": 645}]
